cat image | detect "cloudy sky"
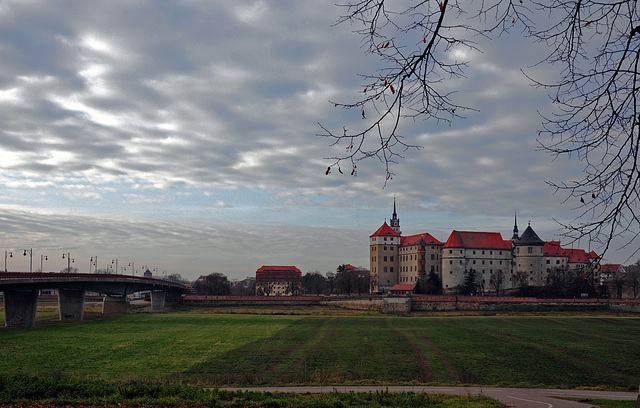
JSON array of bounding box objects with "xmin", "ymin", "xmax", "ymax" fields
[{"xmin": 0, "ymin": 1, "xmax": 632, "ymax": 280}]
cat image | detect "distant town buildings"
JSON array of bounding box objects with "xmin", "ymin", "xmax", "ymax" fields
[
  {"xmin": 255, "ymin": 265, "xmax": 302, "ymax": 296},
  {"xmin": 370, "ymin": 199, "xmax": 601, "ymax": 294}
]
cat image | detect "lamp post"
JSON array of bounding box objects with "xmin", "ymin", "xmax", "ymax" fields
[
  {"xmin": 40, "ymin": 254, "xmax": 48, "ymax": 273},
  {"xmin": 62, "ymin": 252, "xmax": 74, "ymax": 273},
  {"xmin": 129, "ymin": 262, "xmax": 135, "ymax": 276},
  {"xmin": 4, "ymin": 251, "xmax": 12, "ymax": 273},
  {"xmin": 90, "ymin": 256, "xmax": 98, "ymax": 273},
  {"xmin": 23, "ymin": 248, "xmax": 33, "ymax": 273},
  {"xmin": 112, "ymin": 259, "xmax": 118, "ymax": 275}
]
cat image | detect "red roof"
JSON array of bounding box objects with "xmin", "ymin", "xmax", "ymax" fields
[
  {"xmin": 443, "ymin": 231, "xmax": 512, "ymax": 250},
  {"xmin": 256, "ymin": 265, "xmax": 301, "ymax": 273},
  {"xmin": 256, "ymin": 266, "xmax": 302, "ymax": 282},
  {"xmin": 600, "ymin": 264, "xmax": 621, "ymax": 273},
  {"xmin": 370, "ymin": 222, "xmax": 401, "ymax": 238},
  {"xmin": 564, "ymin": 249, "xmax": 595, "ymax": 264},
  {"xmin": 401, "ymin": 233, "xmax": 443, "ymax": 246},
  {"xmin": 543, "ymin": 241, "xmax": 566, "ymax": 257}
]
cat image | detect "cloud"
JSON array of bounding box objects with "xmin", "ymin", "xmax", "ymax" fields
[{"xmin": 0, "ymin": 1, "xmax": 634, "ymax": 277}]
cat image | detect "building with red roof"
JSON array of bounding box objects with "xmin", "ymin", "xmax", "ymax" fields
[
  {"xmin": 390, "ymin": 283, "xmax": 416, "ymax": 295},
  {"xmin": 370, "ymin": 202, "xmax": 600, "ymax": 295},
  {"xmin": 442, "ymin": 231, "xmax": 513, "ymax": 291},
  {"xmin": 255, "ymin": 265, "xmax": 302, "ymax": 296},
  {"xmin": 370, "ymin": 198, "xmax": 444, "ymax": 292}
]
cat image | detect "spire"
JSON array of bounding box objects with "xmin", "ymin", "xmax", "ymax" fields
[
  {"xmin": 512, "ymin": 210, "xmax": 519, "ymax": 241},
  {"xmin": 390, "ymin": 195, "xmax": 401, "ymax": 234},
  {"xmin": 393, "ymin": 195, "xmax": 397, "ymax": 218}
]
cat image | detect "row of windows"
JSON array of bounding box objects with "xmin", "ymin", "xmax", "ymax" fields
[
  {"xmin": 472, "ymin": 259, "xmax": 503, "ymax": 265},
  {"xmin": 400, "ymin": 245, "xmax": 439, "ymax": 252},
  {"xmin": 448, "ymin": 249, "xmax": 504, "ymax": 256},
  {"xmin": 516, "ymin": 246, "xmax": 544, "ymax": 254}
]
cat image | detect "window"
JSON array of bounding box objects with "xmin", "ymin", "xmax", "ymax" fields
[
  {"xmin": 383, "ymin": 256, "xmax": 387, "ymax": 262},
  {"xmin": 384, "ymin": 246, "xmax": 387, "ymax": 251},
  {"xmin": 490, "ymin": 261, "xmax": 493, "ymax": 265},
  {"xmin": 556, "ymin": 260, "xmax": 560, "ymax": 264},
  {"xmin": 459, "ymin": 260, "xmax": 463, "ymax": 264},
  {"xmin": 482, "ymin": 260, "xmax": 485, "ymax": 265},
  {"xmin": 517, "ymin": 247, "xmax": 520, "ymax": 253},
  {"xmin": 528, "ymin": 247, "xmax": 533, "ymax": 253},
  {"xmin": 473, "ymin": 260, "xmax": 476, "ymax": 264},
  {"xmin": 547, "ymin": 260, "xmax": 550, "ymax": 264},
  {"xmin": 390, "ymin": 256, "xmax": 394, "ymax": 262},
  {"xmin": 384, "ymin": 237, "xmax": 387, "ymax": 241},
  {"xmin": 449, "ymin": 260, "xmax": 453, "ymax": 265},
  {"xmin": 383, "ymin": 267, "xmax": 387, "ymax": 272},
  {"xmin": 390, "ymin": 267, "xmax": 394, "ymax": 272},
  {"xmin": 473, "ymin": 250, "xmax": 476, "ymax": 254},
  {"xmin": 482, "ymin": 250, "xmax": 485, "ymax": 255},
  {"xmin": 500, "ymin": 251, "xmax": 503, "ymax": 255},
  {"xmin": 449, "ymin": 250, "xmax": 452, "ymax": 254},
  {"xmin": 490, "ymin": 251, "xmax": 493, "ymax": 255}
]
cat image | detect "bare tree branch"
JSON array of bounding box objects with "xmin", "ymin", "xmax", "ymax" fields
[{"xmin": 322, "ymin": 0, "xmax": 640, "ymax": 261}]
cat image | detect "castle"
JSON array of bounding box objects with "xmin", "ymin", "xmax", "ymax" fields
[{"xmin": 369, "ymin": 200, "xmax": 599, "ymax": 293}]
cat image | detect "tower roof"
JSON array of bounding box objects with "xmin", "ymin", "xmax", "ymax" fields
[
  {"xmin": 515, "ymin": 225, "xmax": 544, "ymax": 245},
  {"xmin": 370, "ymin": 222, "xmax": 401, "ymax": 238}
]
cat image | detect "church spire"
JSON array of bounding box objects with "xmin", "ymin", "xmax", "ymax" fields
[
  {"xmin": 512, "ymin": 210, "xmax": 519, "ymax": 241},
  {"xmin": 390, "ymin": 195, "xmax": 401, "ymax": 234}
]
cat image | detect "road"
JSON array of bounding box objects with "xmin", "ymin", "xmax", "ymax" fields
[{"xmin": 220, "ymin": 386, "xmax": 639, "ymax": 408}]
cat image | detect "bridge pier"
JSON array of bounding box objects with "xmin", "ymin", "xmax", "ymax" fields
[
  {"xmin": 150, "ymin": 290, "xmax": 166, "ymax": 309},
  {"xmin": 3, "ymin": 289, "xmax": 38, "ymax": 328},
  {"xmin": 102, "ymin": 295, "xmax": 129, "ymax": 314},
  {"xmin": 58, "ymin": 289, "xmax": 85, "ymax": 321}
]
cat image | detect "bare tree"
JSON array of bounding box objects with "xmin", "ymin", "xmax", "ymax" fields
[
  {"xmin": 321, "ymin": 1, "xmax": 640, "ymax": 259},
  {"xmin": 489, "ymin": 270, "xmax": 505, "ymax": 296},
  {"xmin": 514, "ymin": 270, "xmax": 530, "ymax": 297}
]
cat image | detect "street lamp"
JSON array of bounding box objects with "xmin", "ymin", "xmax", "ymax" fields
[
  {"xmin": 112, "ymin": 259, "xmax": 118, "ymax": 275},
  {"xmin": 40, "ymin": 254, "xmax": 48, "ymax": 273},
  {"xmin": 129, "ymin": 262, "xmax": 135, "ymax": 276},
  {"xmin": 4, "ymin": 251, "xmax": 12, "ymax": 273},
  {"xmin": 23, "ymin": 248, "xmax": 33, "ymax": 273},
  {"xmin": 62, "ymin": 252, "xmax": 74, "ymax": 273},
  {"xmin": 90, "ymin": 256, "xmax": 98, "ymax": 273}
]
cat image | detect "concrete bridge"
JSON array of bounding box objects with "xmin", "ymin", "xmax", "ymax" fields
[{"xmin": 0, "ymin": 272, "xmax": 189, "ymax": 328}]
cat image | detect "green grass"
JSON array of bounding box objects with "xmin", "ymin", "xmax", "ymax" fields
[
  {"xmin": 0, "ymin": 375, "xmax": 505, "ymax": 407},
  {"xmin": 0, "ymin": 309, "xmax": 639, "ymax": 390}
]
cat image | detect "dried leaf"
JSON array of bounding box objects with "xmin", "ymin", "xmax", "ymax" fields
[{"xmin": 390, "ymin": 84, "xmax": 395, "ymax": 94}]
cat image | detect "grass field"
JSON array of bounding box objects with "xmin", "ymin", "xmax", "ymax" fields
[{"xmin": 0, "ymin": 307, "xmax": 638, "ymax": 390}]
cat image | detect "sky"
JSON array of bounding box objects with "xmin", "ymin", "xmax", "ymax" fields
[{"xmin": 0, "ymin": 1, "xmax": 634, "ymax": 280}]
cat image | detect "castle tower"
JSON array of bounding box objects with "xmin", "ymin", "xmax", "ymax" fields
[
  {"xmin": 370, "ymin": 198, "xmax": 403, "ymax": 293},
  {"xmin": 512, "ymin": 210, "xmax": 519, "ymax": 241},
  {"xmin": 513, "ymin": 223, "xmax": 545, "ymax": 287}
]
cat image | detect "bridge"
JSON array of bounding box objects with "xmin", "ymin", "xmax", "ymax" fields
[{"xmin": 0, "ymin": 272, "xmax": 189, "ymax": 328}]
